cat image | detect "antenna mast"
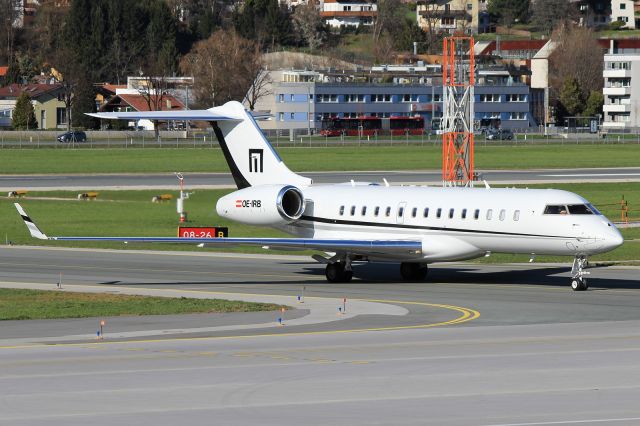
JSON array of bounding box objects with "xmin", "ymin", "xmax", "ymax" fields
[{"xmin": 442, "ymin": 36, "xmax": 475, "ymax": 187}]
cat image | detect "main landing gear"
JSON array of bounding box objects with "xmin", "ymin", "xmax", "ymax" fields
[
  {"xmin": 400, "ymin": 262, "xmax": 428, "ymax": 281},
  {"xmin": 325, "ymin": 261, "xmax": 353, "ymax": 283},
  {"xmin": 570, "ymin": 255, "xmax": 590, "ymax": 291}
]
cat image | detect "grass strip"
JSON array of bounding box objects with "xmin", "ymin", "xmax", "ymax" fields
[
  {"xmin": 0, "ymin": 288, "xmax": 283, "ymax": 320},
  {"xmin": 1, "ymin": 144, "xmax": 640, "ymax": 174}
]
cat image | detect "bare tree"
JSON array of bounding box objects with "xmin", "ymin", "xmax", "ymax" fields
[
  {"xmin": 0, "ymin": 0, "xmax": 21, "ymax": 64},
  {"xmin": 137, "ymin": 75, "xmax": 171, "ymax": 138},
  {"xmin": 416, "ymin": 0, "xmax": 446, "ymax": 54},
  {"xmin": 180, "ymin": 29, "xmax": 268, "ymax": 108},
  {"xmin": 292, "ymin": 0, "xmax": 324, "ymax": 50},
  {"xmin": 372, "ymin": 0, "xmax": 401, "ymax": 45},
  {"xmin": 243, "ymin": 47, "xmax": 272, "ymax": 111},
  {"xmin": 548, "ymin": 23, "xmax": 604, "ymax": 115}
]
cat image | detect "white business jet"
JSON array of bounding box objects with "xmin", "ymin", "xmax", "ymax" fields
[{"xmin": 15, "ymin": 101, "xmax": 623, "ymax": 290}]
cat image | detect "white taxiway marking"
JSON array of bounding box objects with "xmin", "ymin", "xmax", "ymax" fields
[
  {"xmin": 541, "ymin": 173, "xmax": 640, "ymax": 177},
  {"xmin": 485, "ymin": 416, "xmax": 640, "ymax": 425}
]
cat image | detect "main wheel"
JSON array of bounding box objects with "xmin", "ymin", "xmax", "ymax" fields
[
  {"xmin": 400, "ymin": 263, "xmax": 428, "ymax": 281},
  {"xmin": 325, "ymin": 263, "xmax": 352, "ymax": 283},
  {"xmin": 325, "ymin": 262, "xmax": 343, "ymax": 283}
]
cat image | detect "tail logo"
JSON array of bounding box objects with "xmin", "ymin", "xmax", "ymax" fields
[{"xmin": 249, "ymin": 149, "xmax": 264, "ymax": 173}]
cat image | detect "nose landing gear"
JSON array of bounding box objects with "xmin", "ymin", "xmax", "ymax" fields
[{"xmin": 570, "ymin": 255, "xmax": 589, "ymax": 291}]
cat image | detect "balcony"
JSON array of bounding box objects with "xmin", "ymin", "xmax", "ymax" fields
[
  {"xmin": 603, "ymin": 86, "xmax": 632, "ymax": 95},
  {"xmin": 603, "ymin": 103, "xmax": 632, "ymax": 113},
  {"xmin": 603, "ymin": 69, "xmax": 632, "ymax": 78}
]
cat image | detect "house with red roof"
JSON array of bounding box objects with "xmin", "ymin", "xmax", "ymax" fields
[
  {"xmin": 99, "ymin": 92, "xmax": 186, "ymax": 130},
  {"xmin": 0, "ymin": 83, "xmax": 67, "ymax": 129}
]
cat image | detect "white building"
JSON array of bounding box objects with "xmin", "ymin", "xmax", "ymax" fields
[
  {"xmin": 320, "ymin": 0, "xmax": 377, "ymax": 28},
  {"xmin": 610, "ymin": 0, "xmax": 635, "ymax": 28},
  {"xmin": 602, "ymin": 52, "xmax": 640, "ymax": 130}
]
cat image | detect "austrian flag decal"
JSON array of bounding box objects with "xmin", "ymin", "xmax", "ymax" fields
[{"xmin": 235, "ymin": 199, "xmax": 242, "ymax": 208}]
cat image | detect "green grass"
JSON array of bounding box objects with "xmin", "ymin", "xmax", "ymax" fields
[
  {"xmin": 0, "ymin": 288, "xmax": 283, "ymax": 320},
  {"xmin": 2, "ymin": 144, "xmax": 640, "ymax": 174},
  {"xmin": 2, "ymin": 183, "xmax": 639, "ymax": 262}
]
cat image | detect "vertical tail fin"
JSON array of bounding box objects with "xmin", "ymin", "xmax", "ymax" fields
[{"xmin": 212, "ymin": 101, "xmax": 312, "ymax": 189}]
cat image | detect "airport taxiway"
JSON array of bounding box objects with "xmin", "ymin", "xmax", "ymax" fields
[
  {"xmin": 2, "ymin": 167, "xmax": 640, "ymax": 191},
  {"xmin": 2, "ymin": 246, "xmax": 640, "ymax": 425}
]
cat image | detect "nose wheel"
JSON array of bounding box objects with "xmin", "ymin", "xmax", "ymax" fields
[{"xmin": 570, "ymin": 256, "xmax": 589, "ymax": 291}]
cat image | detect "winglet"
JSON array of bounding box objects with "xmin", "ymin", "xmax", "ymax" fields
[{"xmin": 14, "ymin": 203, "xmax": 49, "ymax": 240}]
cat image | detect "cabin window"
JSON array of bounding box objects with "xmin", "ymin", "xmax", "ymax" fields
[
  {"xmin": 385, "ymin": 207, "xmax": 391, "ymax": 217},
  {"xmin": 339, "ymin": 205, "xmax": 345, "ymax": 216},
  {"xmin": 449, "ymin": 208, "xmax": 454, "ymax": 219},
  {"xmin": 436, "ymin": 208, "xmax": 442, "ymax": 218},
  {"xmin": 486, "ymin": 209, "xmax": 493, "ymax": 220},
  {"xmin": 398, "ymin": 207, "xmax": 404, "ymax": 217},
  {"xmin": 374, "ymin": 206, "xmax": 380, "ymax": 216},
  {"xmin": 513, "ymin": 210, "xmax": 520, "ymax": 221},
  {"xmin": 350, "ymin": 206, "xmax": 356, "ymax": 216},
  {"xmin": 461, "ymin": 208, "xmax": 467, "ymax": 219},
  {"xmin": 423, "ymin": 207, "xmax": 429, "ymax": 218},
  {"xmin": 544, "ymin": 205, "xmax": 568, "ymax": 215},
  {"xmin": 499, "ymin": 209, "xmax": 506, "ymax": 221},
  {"xmin": 361, "ymin": 206, "xmax": 367, "ymax": 216},
  {"xmin": 474, "ymin": 209, "xmax": 480, "ymax": 219},
  {"xmin": 412, "ymin": 207, "xmax": 417, "ymax": 218},
  {"xmin": 568, "ymin": 204, "xmax": 594, "ymax": 215}
]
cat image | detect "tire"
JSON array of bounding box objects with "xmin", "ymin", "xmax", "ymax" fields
[
  {"xmin": 571, "ymin": 278, "xmax": 587, "ymax": 291},
  {"xmin": 400, "ymin": 263, "xmax": 428, "ymax": 281},
  {"xmin": 325, "ymin": 263, "xmax": 342, "ymax": 282}
]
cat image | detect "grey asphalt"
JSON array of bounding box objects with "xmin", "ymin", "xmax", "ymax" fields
[
  {"xmin": 2, "ymin": 167, "xmax": 640, "ymax": 191},
  {"xmin": 2, "ymin": 246, "xmax": 640, "ymax": 425}
]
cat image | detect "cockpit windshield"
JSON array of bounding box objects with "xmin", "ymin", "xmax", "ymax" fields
[{"xmin": 544, "ymin": 204, "xmax": 597, "ymax": 215}]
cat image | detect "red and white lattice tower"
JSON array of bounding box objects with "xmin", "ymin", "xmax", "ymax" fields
[{"xmin": 442, "ymin": 36, "xmax": 475, "ymax": 187}]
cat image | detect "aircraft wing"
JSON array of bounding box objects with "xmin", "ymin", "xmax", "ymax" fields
[{"xmin": 15, "ymin": 204, "xmax": 422, "ymax": 258}]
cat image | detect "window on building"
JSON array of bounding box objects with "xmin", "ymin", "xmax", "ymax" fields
[
  {"xmin": 56, "ymin": 107, "xmax": 67, "ymax": 126},
  {"xmin": 290, "ymin": 94, "xmax": 295, "ymax": 102},
  {"xmin": 467, "ymin": 3, "xmax": 473, "ymax": 9},
  {"xmin": 506, "ymin": 94, "xmax": 526, "ymax": 102},
  {"xmin": 480, "ymin": 94, "xmax": 500, "ymax": 102},
  {"xmin": 279, "ymin": 94, "xmax": 284, "ymax": 103},
  {"xmin": 278, "ymin": 112, "xmax": 284, "ymax": 121},
  {"xmin": 510, "ymin": 112, "xmax": 526, "ymax": 120},
  {"xmin": 621, "ymin": 3, "xmax": 626, "ymax": 9},
  {"xmin": 290, "ymin": 113, "xmax": 295, "ymax": 120}
]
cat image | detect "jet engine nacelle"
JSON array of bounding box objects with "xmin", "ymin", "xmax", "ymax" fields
[{"xmin": 216, "ymin": 185, "xmax": 305, "ymax": 226}]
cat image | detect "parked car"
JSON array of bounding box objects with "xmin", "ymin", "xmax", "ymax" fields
[
  {"xmin": 57, "ymin": 131, "xmax": 87, "ymax": 143},
  {"xmin": 486, "ymin": 128, "xmax": 514, "ymax": 140}
]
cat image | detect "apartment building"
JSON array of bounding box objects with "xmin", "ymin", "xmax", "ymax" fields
[
  {"xmin": 320, "ymin": 0, "xmax": 377, "ymax": 28},
  {"xmin": 602, "ymin": 43, "xmax": 640, "ymax": 130}
]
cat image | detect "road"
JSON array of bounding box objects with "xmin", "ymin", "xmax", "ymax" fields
[
  {"xmin": 2, "ymin": 167, "xmax": 640, "ymax": 191},
  {"xmin": 2, "ymin": 246, "xmax": 640, "ymax": 425}
]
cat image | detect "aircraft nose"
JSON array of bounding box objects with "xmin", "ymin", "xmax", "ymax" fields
[{"xmin": 605, "ymin": 225, "xmax": 624, "ymax": 250}]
